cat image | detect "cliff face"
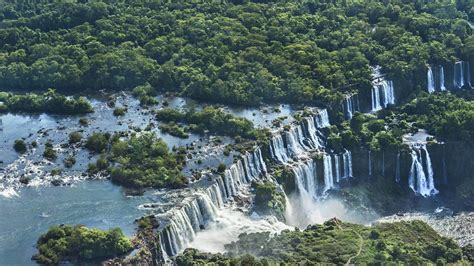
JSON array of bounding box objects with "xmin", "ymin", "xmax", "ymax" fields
[{"xmin": 343, "ymin": 142, "xmax": 474, "ymax": 213}]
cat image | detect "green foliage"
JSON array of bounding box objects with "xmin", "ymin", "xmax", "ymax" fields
[
  {"xmin": 179, "ymin": 220, "xmax": 469, "ymax": 265},
  {"xmin": 113, "ymin": 107, "xmax": 127, "ymax": 116},
  {"xmin": 63, "ymin": 155, "xmax": 76, "ymax": 168},
  {"xmin": 68, "ymin": 131, "xmax": 82, "ymax": 144},
  {"xmin": 1, "ymin": 1, "xmax": 468, "ymax": 105},
  {"xmin": 0, "ymin": 89, "xmax": 92, "ymax": 114},
  {"xmin": 402, "ymin": 94, "xmax": 474, "ymax": 143},
  {"xmin": 108, "ymin": 133, "xmax": 187, "ymax": 189},
  {"xmin": 43, "ymin": 142, "xmax": 57, "ymax": 161},
  {"xmin": 13, "ymin": 139, "xmax": 27, "ymax": 153},
  {"xmin": 132, "ymin": 83, "xmax": 158, "ymax": 106},
  {"xmin": 159, "ymin": 123, "xmax": 189, "ymax": 139},
  {"xmin": 252, "ymin": 181, "xmax": 286, "ymax": 221},
  {"xmin": 85, "ymin": 132, "xmax": 110, "ymax": 153},
  {"xmin": 32, "ymin": 225, "xmax": 133, "ymax": 265},
  {"xmin": 156, "ymin": 107, "xmax": 256, "ymax": 139}
]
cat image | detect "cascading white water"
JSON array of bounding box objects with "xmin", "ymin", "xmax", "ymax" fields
[
  {"xmin": 395, "ymin": 152, "xmax": 401, "ymax": 183},
  {"xmin": 334, "ymin": 155, "xmax": 340, "ymax": 183},
  {"xmin": 371, "ymin": 67, "xmax": 395, "ymax": 112},
  {"xmin": 315, "ymin": 109, "xmax": 330, "ymax": 128},
  {"xmin": 344, "ymin": 95, "xmax": 356, "ymax": 120},
  {"xmin": 454, "ymin": 61, "xmax": 465, "ymax": 89},
  {"xmin": 408, "ymin": 144, "xmax": 438, "ymax": 197},
  {"xmin": 304, "ymin": 117, "xmax": 321, "ymax": 149},
  {"xmin": 371, "ymin": 85, "xmax": 382, "ymax": 112},
  {"xmin": 160, "ymin": 147, "xmax": 268, "ymax": 257},
  {"xmin": 466, "ymin": 61, "xmax": 472, "ymax": 88},
  {"xmin": 285, "ymin": 127, "xmax": 306, "ymax": 157},
  {"xmin": 368, "ymin": 150, "xmax": 372, "ymax": 176},
  {"xmin": 342, "ymin": 150, "xmax": 353, "ymax": 178},
  {"xmin": 427, "ymin": 66, "xmax": 435, "ymax": 93},
  {"xmin": 323, "ymin": 154, "xmax": 334, "ymax": 192},
  {"xmin": 160, "ymin": 192, "xmax": 219, "ymax": 256},
  {"xmin": 270, "ymin": 134, "xmax": 290, "ymax": 163},
  {"xmin": 292, "ymin": 159, "xmax": 318, "ymax": 200},
  {"xmin": 439, "ymin": 65, "xmax": 446, "ymax": 91}
]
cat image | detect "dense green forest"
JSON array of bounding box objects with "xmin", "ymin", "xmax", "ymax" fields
[
  {"xmin": 176, "ymin": 219, "xmax": 472, "ymax": 265},
  {"xmin": 0, "ymin": 1, "xmax": 472, "ymax": 106},
  {"xmin": 32, "ymin": 225, "xmax": 132, "ymax": 265}
]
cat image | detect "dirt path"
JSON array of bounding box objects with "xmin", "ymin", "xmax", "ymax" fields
[{"xmin": 333, "ymin": 219, "xmax": 364, "ymax": 266}]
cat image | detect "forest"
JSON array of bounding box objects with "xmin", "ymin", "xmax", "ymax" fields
[{"xmin": 0, "ymin": 0, "xmax": 472, "ymax": 106}]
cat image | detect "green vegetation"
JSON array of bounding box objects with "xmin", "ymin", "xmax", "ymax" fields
[
  {"xmin": 177, "ymin": 219, "xmax": 471, "ymax": 265},
  {"xmin": 84, "ymin": 132, "xmax": 187, "ymax": 189},
  {"xmin": 32, "ymin": 225, "xmax": 133, "ymax": 265},
  {"xmin": 13, "ymin": 139, "xmax": 27, "ymax": 153},
  {"xmin": 85, "ymin": 132, "xmax": 110, "ymax": 153},
  {"xmin": 43, "ymin": 142, "xmax": 57, "ymax": 161},
  {"xmin": 156, "ymin": 107, "xmax": 257, "ymax": 139},
  {"xmin": 0, "ymin": 89, "xmax": 92, "ymax": 114},
  {"xmin": 159, "ymin": 122, "xmax": 189, "ymax": 139},
  {"xmin": 132, "ymin": 83, "xmax": 158, "ymax": 106},
  {"xmin": 68, "ymin": 131, "xmax": 82, "ymax": 144},
  {"xmin": 1, "ymin": 1, "xmax": 470, "ymax": 106},
  {"xmin": 63, "ymin": 155, "xmax": 76, "ymax": 168},
  {"xmin": 402, "ymin": 93, "xmax": 474, "ymax": 143},
  {"xmin": 108, "ymin": 133, "xmax": 187, "ymax": 188},
  {"xmin": 113, "ymin": 107, "xmax": 127, "ymax": 116},
  {"xmin": 252, "ymin": 181, "xmax": 286, "ymax": 221}
]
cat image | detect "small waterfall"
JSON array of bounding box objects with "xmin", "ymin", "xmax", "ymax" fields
[
  {"xmin": 427, "ymin": 66, "xmax": 435, "ymax": 93},
  {"xmin": 323, "ymin": 154, "xmax": 334, "ymax": 192},
  {"xmin": 292, "ymin": 159, "xmax": 318, "ymax": 200},
  {"xmin": 334, "ymin": 155, "xmax": 340, "ymax": 183},
  {"xmin": 285, "ymin": 127, "xmax": 306, "ymax": 157},
  {"xmin": 371, "ymin": 85, "xmax": 382, "ymax": 112},
  {"xmin": 304, "ymin": 116, "xmax": 322, "ymax": 149},
  {"xmin": 395, "ymin": 152, "xmax": 401, "ymax": 183},
  {"xmin": 315, "ymin": 109, "xmax": 330, "ymax": 128},
  {"xmin": 439, "ymin": 65, "xmax": 446, "ymax": 91},
  {"xmin": 466, "ymin": 61, "xmax": 472, "ymax": 88},
  {"xmin": 408, "ymin": 144, "xmax": 438, "ymax": 197},
  {"xmin": 371, "ymin": 67, "xmax": 395, "ymax": 112},
  {"xmin": 454, "ymin": 61, "xmax": 465, "ymax": 89},
  {"xmin": 342, "ymin": 150, "xmax": 353, "ymax": 178},
  {"xmin": 368, "ymin": 150, "xmax": 372, "ymax": 176},
  {"xmin": 344, "ymin": 95, "xmax": 358, "ymax": 120},
  {"xmin": 270, "ymin": 134, "xmax": 290, "ymax": 163}
]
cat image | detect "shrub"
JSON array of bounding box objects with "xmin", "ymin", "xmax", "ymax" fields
[
  {"xmin": 68, "ymin": 132, "xmax": 82, "ymax": 144},
  {"xmin": 13, "ymin": 139, "xmax": 27, "ymax": 153}
]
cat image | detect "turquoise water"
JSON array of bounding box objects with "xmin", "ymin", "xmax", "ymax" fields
[{"xmin": 0, "ymin": 181, "xmax": 152, "ymax": 265}]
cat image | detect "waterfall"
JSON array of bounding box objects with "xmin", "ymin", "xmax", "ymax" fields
[
  {"xmin": 160, "ymin": 192, "xmax": 219, "ymax": 256},
  {"xmin": 160, "ymin": 146, "xmax": 268, "ymax": 257},
  {"xmin": 334, "ymin": 155, "xmax": 340, "ymax": 183},
  {"xmin": 342, "ymin": 150, "xmax": 353, "ymax": 178},
  {"xmin": 371, "ymin": 85, "xmax": 382, "ymax": 112},
  {"xmin": 439, "ymin": 65, "xmax": 446, "ymax": 91},
  {"xmin": 304, "ymin": 116, "xmax": 321, "ymax": 149},
  {"xmin": 427, "ymin": 67, "xmax": 435, "ymax": 93},
  {"xmin": 323, "ymin": 154, "xmax": 334, "ymax": 192},
  {"xmin": 368, "ymin": 150, "xmax": 372, "ymax": 176},
  {"xmin": 466, "ymin": 61, "xmax": 472, "ymax": 88},
  {"xmin": 395, "ymin": 152, "xmax": 401, "ymax": 183},
  {"xmin": 344, "ymin": 95, "xmax": 356, "ymax": 120},
  {"xmin": 285, "ymin": 127, "xmax": 306, "ymax": 157},
  {"xmin": 270, "ymin": 134, "xmax": 289, "ymax": 163},
  {"xmin": 454, "ymin": 61, "xmax": 465, "ymax": 89},
  {"xmin": 408, "ymin": 144, "xmax": 438, "ymax": 197},
  {"xmin": 371, "ymin": 66, "xmax": 395, "ymax": 112},
  {"xmin": 292, "ymin": 160, "xmax": 318, "ymax": 200},
  {"xmin": 315, "ymin": 109, "xmax": 330, "ymax": 128}
]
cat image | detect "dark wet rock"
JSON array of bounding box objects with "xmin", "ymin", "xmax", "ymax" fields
[{"xmin": 51, "ymin": 179, "xmax": 64, "ymax": 186}]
